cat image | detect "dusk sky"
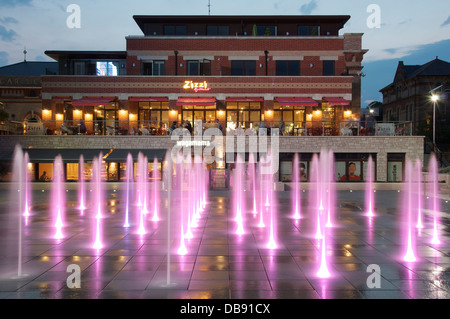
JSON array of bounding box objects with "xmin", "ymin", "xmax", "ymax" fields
[{"xmin": 0, "ymin": 0, "xmax": 449, "ymax": 107}]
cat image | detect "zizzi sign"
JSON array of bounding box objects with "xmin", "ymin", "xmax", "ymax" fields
[{"xmin": 183, "ymin": 81, "xmax": 211, "ymax": 92}]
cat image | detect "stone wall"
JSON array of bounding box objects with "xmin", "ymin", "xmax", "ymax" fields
[{"xmin": 0, "ymin": 135, "xmax": 424, "ymax": 182}]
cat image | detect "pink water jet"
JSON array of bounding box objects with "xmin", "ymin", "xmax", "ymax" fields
[
  {"xmin": 365, "ymin": 156, "xmax": 375, "ymax": 218},
  {"xmin": 123, "ymin": 153, "xmax": 133, "ymax": 228},
  {"xmin": 184, "ymin": 156, "xmax": 194, "ymax": 239},
  {"xmin": 22, "ymin": 153, "xmax": 31, "ymax": 222},
  {"xmin": 402, "ymin": 160, "xmax": 417, "ymax": 262},
  {"xmin": 151, "ymin": 157, "xmax": 160, "ymax": 222},
  {"xmin": 78, "ymin": 155, "xmax": 86, "ymax": 214},
  {"xmin": 311, "ymin": 154, "xmax": 323, "ymax": 239},
  {"xmin": 257, "ymin": 160, "xmax": 265, "ymax": 228},
  {"xmin": 292, "ymin": 153, "xmax": 302, "ymax": 220},
  {"xmin": 325, "ymin": 150, "xmax": 335, "ymax": 228},
  {"xmin": 136, "ymin": 152, "xmax": 148, "ymax": 235},
  {"xmin": 428, "ymin": 154, "xmax": 441, "ymax": 245},
  {"xmin": 415, "ymin": 159, "xmax": 424, "ymax": 229},
  {"xmin": 52, "ymin": 155, "xmax": 65, "ymax": 240},
  {"xmin": 92, "ymin": 155, "xmax": 104, "ymax": 250},
  {"xmin": 264, "ymin": 155, "xmax": 277, "ymax": 249},
  {"xmin": 176, "ymin": 152, "xmax": 188, "ymax": 255},
  {"xmin": 233, "ymin": 155, "xmax": 246, "ymax": 235},
  {"xmin": 249, "ymin": 153, "xmax": 259, "ymax": 217}
]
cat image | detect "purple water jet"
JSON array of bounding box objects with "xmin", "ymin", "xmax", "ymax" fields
[
  {"xmin": 365, "ymin": 156, "xmax": 375, "ymax": 218},
  {"xmin": 52, "ymin": 155, "xmax": 65, "ymax": 240},
  {"xmin": 151, "ymin": 157, "xmax": 160, "ymax": 222},
  {"xmin": 78, "ymin": 155, "xmax": 87, "ymax": 214},
  {"xmin": 402, "ymin": 160, "xmax": 417, "ymax": 262},
  {"xmin": 415, "ymin": 159, "xmax": 424, "ymax": 229},
  {"xmin": 123, "ymin": 153, "xmax": 133, "ymax": 227},
  {"xmin": 91, "ymin": 155, "xmax": 104, "ymax": 250},
  {"xmin": 428, "ymin": 154, "xmax": 441, "ymax": 245},
  {"xmin": 292, "ymin": 153, "xmax": 302, "ymax": 220}
]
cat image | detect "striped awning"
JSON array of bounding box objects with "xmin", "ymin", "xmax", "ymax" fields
[
  {"xmin": 129, "ymin": 97, "xmax": 168, "ymax": 102},
  {"xmin": 323, "ymin": 97, "xmax": 350, "ymax": 106},
  {"xmin": 275, "ymin": 97, "xmax": 319, "ymax": 107},
  {"xmin": 176, "ymin": 97, "xmax": 215, "ymax": 106},
  {"xmin": 72, "ymin": 97, "xmax": 117, "ymax": 106},
  {"xmin": 226, "ymin": 97, "xmax": 264, "ymax": 102}
]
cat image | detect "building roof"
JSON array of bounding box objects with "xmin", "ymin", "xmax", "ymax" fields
[
  {"xmin": 133, "ymin": 15, "xmax": 351, "ymax": 35},
  {"xmin": 0, "ymin": 61, "xmax": 58, "ymax": 76},
  {"xmin": 45, "ymin": 51, "xmax": 127, "ymax": 61},
  {"xmin": 380, "ymin": 58, "xmax": 450, "ymax": 92}
]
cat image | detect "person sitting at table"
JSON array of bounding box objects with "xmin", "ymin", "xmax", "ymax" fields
[
  {"xmin": 214, "ymin": 119, "xmax": 222, "ymax": 133},
  {"xmin": 79, "ymin": 119, "xmax": 87, "ymax": 134},
  {"xmin": 61, "ymin": 121, "xmax": 72, "ymax": 135},
  {"xmin": 169, "ymin": 121, "xmax": 178, "ymax": 135}
]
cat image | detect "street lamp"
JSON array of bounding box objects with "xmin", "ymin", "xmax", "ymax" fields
[{"xmin": 431, "ymin": 94, "xmax": 440, "ymax": 153}]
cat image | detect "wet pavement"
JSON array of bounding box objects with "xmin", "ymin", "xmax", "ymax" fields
[{"xmin": 0, "ymin": 187, "xmax": 449, "ymax": 299}]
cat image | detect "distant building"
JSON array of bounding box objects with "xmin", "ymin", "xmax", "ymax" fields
[
  {"xmin": 380, "ymin": 58, "xmax": 450, "ymax": 138},
  {"xmin": 0, "ymin": 61, "xmax": 58, "ymax": 127}
]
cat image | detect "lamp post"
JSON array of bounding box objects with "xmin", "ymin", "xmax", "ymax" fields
[{"xmin": 431, "ymin": 94, "xmax": 439, "ymax": 153}]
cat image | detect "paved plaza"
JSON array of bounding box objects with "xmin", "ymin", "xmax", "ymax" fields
[{"xmin": 0, "ymin": 185, "xmax": 449, "ymax": 300}]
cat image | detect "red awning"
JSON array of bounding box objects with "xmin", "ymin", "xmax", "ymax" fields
[
  {"xmin": 276, "ymin": 97, "xmax": 318, "ymax": 107},
  {"xmin": 226, "ymin": 97, "xmax": 264, "ymax": 102},
  {"xmin": 323, "ymin": 97, "xmax": 350, "ymax": 106},
  {"xmin": 129, "ymin": 97, "xmax": 168, "ymax": 102},
  {"xmin": 72, "ymin": 97, "xmax": 116, "ymax": 106},
  {"xmin": 176, "ymin": 97, "xmax": 216, "ymax": 106}
]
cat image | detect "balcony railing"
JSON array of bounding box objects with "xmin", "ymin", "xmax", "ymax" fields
[{"xmin": 0, "ymin": 120, "xmax": 413, "ymax": 137}]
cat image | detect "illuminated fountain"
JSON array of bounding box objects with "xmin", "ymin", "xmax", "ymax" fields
[
  {"xmin": 249, "ymin": 153, "xmax": 259, "ymax": 217},
  {"xmin": 292, "ymin": 153, "xmax": 302, "ymax": 220},
  {"xmin": 151, "ymin": 157, "xmax": 160, "ymax": 222},
  {"xmin": 264, "ymin": 154, "xmax": 277, "ymax": 250},
  {"xmin": 402, "ymin": 160, "xmax": 417, "ymax": 262},
  {"xmin": 233, "ymin": 155, "xmax": 245, "ymax": 235},
  {"xmin": 311, "ymin": 154, "xmax": 323, "ymax": 240},
  {"xmin": 78, "ymin": 155, "xmax": 86, "ymax": 214},
  {"xmin": 52, "ymin": 155, "xmax": 65, "ymax": 240},
  {"xmin": 176, "ymin": 152, "xmax": 188, "ymax": 255},
  {"xmin": 184, "ymin": 156, "xmax": 194, "ymax": 239},
  {"xmin": 123, "ymin": 153, "xmax": 133, "ymax": 228},
  {"xmin": 428, "ymin": 154, "xmax": 441, "ymax": 245},
  {"xmin": 257, "ymin": 159, "xmax": 265, "ymax": 228},
  {"xmin": 91, "ymin": 154, "xmax": 104, "ymax": 250},
  {"xmin": 365, "ymin": 155, "xmax": 375, "ymax": 218},
  {"xmin": 23, "ymin": 153, "xmax": 31, "ymax": 223},
  {"xmin": 311, "ymin": 149, "xmax": 334, "ymax": 278},
  {"xmin": 1, "ymin": 145, "xmax": 27, "ymax": 278},
  {"xmin": 415, "ymin": 159, "xmax": 424, "ymax": 229},
  {"xmin": 136, "ymin": 152, "xmax": 148, "ymax": 236}
]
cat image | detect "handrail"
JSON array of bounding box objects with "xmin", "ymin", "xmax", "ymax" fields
[{"xmin": 0, "ymin": 120, "xmax": 414, "ymax": 137}]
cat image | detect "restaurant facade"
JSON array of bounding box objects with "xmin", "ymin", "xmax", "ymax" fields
[{"xmin": 0, "ymin": 15, "xmax": 424, "ymax": 185}]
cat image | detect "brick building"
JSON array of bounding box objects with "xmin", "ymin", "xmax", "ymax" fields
[{"xmin": 0, "ymin": 15, "xmax": 425, "ymax": 184}]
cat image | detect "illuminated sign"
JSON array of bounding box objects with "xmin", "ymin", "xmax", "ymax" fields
[{"xmin": 183, "ymin": 81, "xmax": 211, "ymax": 92}]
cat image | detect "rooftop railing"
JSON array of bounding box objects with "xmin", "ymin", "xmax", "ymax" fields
[{"xmin": 0, "ymin": 120, "xmax": 413, "ymax": 137}]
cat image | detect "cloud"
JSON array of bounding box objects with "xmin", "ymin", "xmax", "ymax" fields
[
  {"xmin": 441, "ymin": 16, "xmax": 450, "ymax": 27},
  {"xmin": 0, "ymin": 25, "xmax": 18, "ymax": 42},
  {"xmin": 0, "ymin": 17, "xmax": 19, "ymax": 24},
  {"xmin": 299, "ymin": 0, "xmax": 318, "ymax": 15},
  {"xmin": 0, "ymin": 51, "xmax": 8, "ymax": 66},
  {"xmin": 0, "ymin": 0, "xmax": 33, "ymax": 8}
]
